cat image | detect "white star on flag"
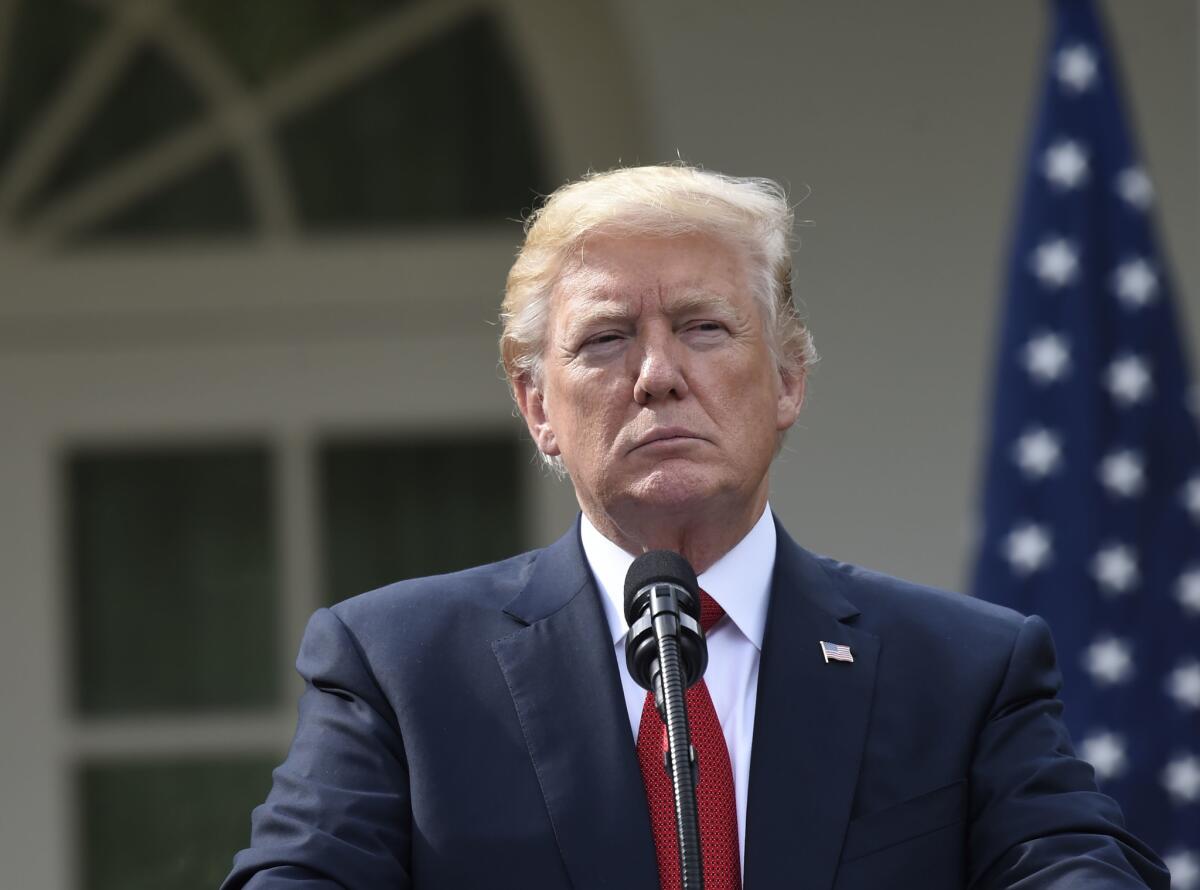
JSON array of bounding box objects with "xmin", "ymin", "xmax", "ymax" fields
[
  {"xmin": 1091, "ymin": 543, "xmax": 1139, "ymax": 596},
  {"xmin": 1116, "ymin": 166, "xmax": 1154, "ymax": 211},
  {"xmin": 1162, "ymin": 753, "xmax": 1200, "ymax": 805},
  {"xmin": 1164, "ymin": 850, "xmax": 1200, "ymax": 890},
  {"xmin": 1106, "ymin": 354, "xmax": 1153, "ymax": 407},
  {"xmin": 1098, "ymin": 449, "xmax": 1145, "ymax": 498},
  {"xmin": 1166, "ymin": 660, "xmax": 1200, "ymax": 712},
  {"xmin": 1022, "ymin": 331, "xmax": 1071, "ymax": 384},
  {"xmin": 1031, "ymin": 237, "xmax": 1080, "ymax": 289},
  {"xmin": 1056, "ymin": 43, "xmax": 1099, "ymax": 93},
  {"xmin": 1004, "ymin": 522, "xmax": 1052, "ymax": 575},
  {"xmin": 1082, "ymin": 636, "xmax": 1135, "ymax": 686},
  {"xmin": 1182, "ymin": 474, "xmax": 1200, "ymax": 522},
  {"xmin": 1079, "ymin": 730, "xmax": 1127, "ymax": 781},
  {"xmin": 1112, "ymin": 257, "xmax": 1159, "ymax": 310},
  {"xmin": 1179, "ymin": 568, "xmax": 1200, "ymax": 617},
  {"xmin": 1013, "ymin": 427, "xmax": 1063, "ymax": 479},
  {"xmin": 1042, "ymin": 139, "xmax": 1090, "ymax": 190}
]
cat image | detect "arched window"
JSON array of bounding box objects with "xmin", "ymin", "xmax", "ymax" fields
[{"xmin": 0, "ymin": 0, "xmax": 552, "ymax": 247}]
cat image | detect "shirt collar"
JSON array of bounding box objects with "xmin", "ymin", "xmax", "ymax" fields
[{"xmin": 581, "ymin": 505, "xmax": 776, "ymax": 651}]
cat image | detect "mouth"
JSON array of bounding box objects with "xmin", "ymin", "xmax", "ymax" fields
[{"xmin": 629, "ymin": 427, "xmax": 705, "ymax": 453}]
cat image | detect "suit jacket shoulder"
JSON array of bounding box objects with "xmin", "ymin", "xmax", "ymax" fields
[
  {"xmin": 810, "ymin": 552, "xmax": 1034, "ymax": 695},
  {"xmin": 331, "ymin": 549, "xmax": 540, "ymax": 651},
  {"xmin": 811, "ymin": 550, "xmax": 1027, "ymax": 639}
]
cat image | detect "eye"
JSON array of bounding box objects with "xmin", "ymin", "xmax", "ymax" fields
[
  {"xmin": 587, "ymin": 332, "xmax": 624, "ymax": 345},
  {"xmin": 577, "ymin": 331, "xmax": 627, "ymax": 355},
  {"xmin": 681, "ymin": 319, "xmax": 729, "ymax": 340}
]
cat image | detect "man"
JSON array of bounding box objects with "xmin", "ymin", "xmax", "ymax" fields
[{"xmin": 224, "ymin": 165, "xmax": 1168, "ymax": 888}]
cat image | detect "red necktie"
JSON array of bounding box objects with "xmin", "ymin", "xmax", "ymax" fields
[{"xmin": 636, "ymin": 590, "xmax": 741, "ymax": 890}]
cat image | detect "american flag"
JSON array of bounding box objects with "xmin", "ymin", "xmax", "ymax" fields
[
  {"xmin": 820, "ymin": 641, "xmax": 854, "ymax": 664},
  {"xmin": 971, "ymin": 0, "xmax": 1199, "ymax": 882}
]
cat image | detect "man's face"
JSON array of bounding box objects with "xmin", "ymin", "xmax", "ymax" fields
[{"xmin": 515, "ymin": 232, "xmax": 804, "ymax": 536}]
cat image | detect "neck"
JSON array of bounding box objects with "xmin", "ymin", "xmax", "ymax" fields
[{"xmin": 583, "ymin": 490, "xmax": 768, "ymax": 574}]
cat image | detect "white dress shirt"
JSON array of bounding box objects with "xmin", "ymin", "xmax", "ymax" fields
[{"xmin": 580, "ymin": 505, "xmax": 776, "ymax": 872}]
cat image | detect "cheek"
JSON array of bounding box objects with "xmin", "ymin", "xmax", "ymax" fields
[
  {"xmin": 728, "ymin": 377, "xmax": 785, "ymax": 444},
  {"xmin": 550, "ymin": 375, "xmax": 626, "ymax": 446},
  {"xmin": 717, "ymin": 354, "xmax": 775, "ymax": 404}
]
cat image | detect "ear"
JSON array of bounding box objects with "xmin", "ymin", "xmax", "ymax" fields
[
  {"xmin": 513, "ymin": 373, "xmax": 561, "ymax": 457},
  {"xmin": 775, "ymin": 367, "xmax": 806, "ymax": 431}
]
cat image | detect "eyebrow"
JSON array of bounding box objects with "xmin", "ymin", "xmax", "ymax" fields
[
  {"xmin": 665, "ymin": 290, "xmax": 740, "ymax": 318},
  {"xmin": 561, "ymin": 302, "xmax": 630, "ymax": 336},
  {"xmin": 560, "ymin": 289, "xmax": 741, "ymax": 342}
]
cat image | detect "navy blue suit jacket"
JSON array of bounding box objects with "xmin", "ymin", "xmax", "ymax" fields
[{"xmin": 224, "ymin": 519, "xmax": 1167, "ymax": 888}]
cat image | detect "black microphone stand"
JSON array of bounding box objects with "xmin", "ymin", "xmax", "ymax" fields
[
  {"xmin": 649, "ymin": 584, "xmax": 704, "ymax": 890},
  {"xmin": 625, "ymin": 552, "xmax": 709, "ymax": 890}
]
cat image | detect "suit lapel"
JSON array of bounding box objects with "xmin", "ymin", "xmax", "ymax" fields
[
  {"xmin": 492, "ymin": 521, "xmax": 658, "ymax": 890},
  {"xmin": 743, "ymin": 524, "xmax": 880, "ymax": 890}
]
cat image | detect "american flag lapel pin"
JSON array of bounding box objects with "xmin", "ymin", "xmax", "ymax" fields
[{"xmin": 820, "ymin": 641, "xmax": 854, "ymax": 664}]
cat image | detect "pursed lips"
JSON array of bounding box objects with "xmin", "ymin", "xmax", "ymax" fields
[{"xmin": 627, "ymin": 427, "xmax": 706, "ymax": 453}]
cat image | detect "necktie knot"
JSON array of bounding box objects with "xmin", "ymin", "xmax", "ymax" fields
[{"xmin": 699, "ymin": 589, "xmax": 725, "ymax": 634}]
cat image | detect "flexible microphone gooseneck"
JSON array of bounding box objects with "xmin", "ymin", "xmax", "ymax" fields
[{"xmin": 624, "ymin": 550, "xmax": 709, "ymax": 890}]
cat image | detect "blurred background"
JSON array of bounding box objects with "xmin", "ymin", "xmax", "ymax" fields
[{"xmin": 0, "ymin": 1, "xmax": 1195, "ymax": 888}]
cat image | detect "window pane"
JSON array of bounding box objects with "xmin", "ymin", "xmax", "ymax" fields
[
  {"xmin": 79, "ymin": 756, "xmax": 277, "ymax": 890},
  {"xmin": 0, "ymin": 0, "xmax": 103, "ymax": 175},
  {"xmin": 280, "ymin": 13, "xmax": 550, "ymax": 229},
  {"xmin": 68, "ymin": 446, "xmax": 278, "ymax": 715},
  {"xmin": 180, "ymin": 0, "xmax": 407, "ymax": 87},
  {"xmin": 74, "ymin": 152, "xmax": 253, "ymax": 244},
  {"xmin": 319, "ymin": 434, "xmax": 526, "ymax": 604},
  {"xmin": 29, "ymin": 46, "xmax": 207, "ymax": 224}
]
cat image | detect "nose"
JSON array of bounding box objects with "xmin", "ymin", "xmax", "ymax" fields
[{"xmin": 632, "ymin": 330, "xmax": 689, "ymax": 405}]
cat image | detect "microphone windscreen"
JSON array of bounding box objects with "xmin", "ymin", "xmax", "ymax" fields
[{"xmin": 623, "ymin": 550, "xmax": 700, "ymax": 623}]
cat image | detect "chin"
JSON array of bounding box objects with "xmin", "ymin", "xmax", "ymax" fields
[{"xmin": 624, "ymin": 466, "xmax": 725, "ymax": 513}]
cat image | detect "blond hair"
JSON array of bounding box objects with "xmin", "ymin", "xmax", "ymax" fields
[{"xmin": 500, "ymin": 164, "xmax": 815, "ymax": 391}]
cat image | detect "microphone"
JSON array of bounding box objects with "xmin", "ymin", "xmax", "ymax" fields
[
  {"xmin": 624, "ymin": 550, "xmax": 708, "ymax": 711},
  {"xmin": 624, "ymin": 550, "xmax": 709, "ymax": 889}
]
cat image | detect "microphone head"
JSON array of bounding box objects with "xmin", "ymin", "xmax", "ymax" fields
[
  {"xmin": 623, "ymin": 550, "xmax": 700, "ymax": 625},
  {"xmin": 623, "ymin": 549, "xmax": 708, "ymax": 694}
]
